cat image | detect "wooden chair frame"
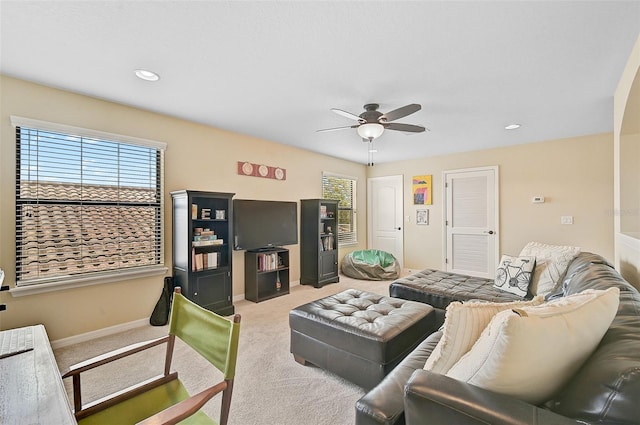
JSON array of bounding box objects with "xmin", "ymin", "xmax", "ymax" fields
[{"xmin": 62, "ymin": 288, "xmax": 241, "ymax": 425}]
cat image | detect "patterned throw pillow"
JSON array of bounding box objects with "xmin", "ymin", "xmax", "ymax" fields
[
  {"xmin": 493, "ymin": 255, "xmax": 536, "ymax": 297},
  {"xmin": 519, "ymin": 242, "xmax": 581, "ymax": 296}
]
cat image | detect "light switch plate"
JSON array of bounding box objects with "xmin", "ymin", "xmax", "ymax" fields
[{"xmin": 561, "ymin": 216, "xmax": 573, "ymax": 225}]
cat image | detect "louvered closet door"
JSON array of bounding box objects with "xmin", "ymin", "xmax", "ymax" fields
[{"xmin": 445, "ymin": 167, "xmax": 498, "ymax": 278}]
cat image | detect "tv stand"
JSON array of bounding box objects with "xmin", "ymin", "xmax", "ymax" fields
[{"xmin": 244, "ymin": 248, "xmax": 290, "ymax": 302}]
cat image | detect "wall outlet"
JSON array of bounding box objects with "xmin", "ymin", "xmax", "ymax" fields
[
  {"xmin": 532, "ymin": 196, "xmax": 545, "ymax": 203},
  {"xmin": 561, "ymin": 216, "xmax": 573, "ymax": 225}
]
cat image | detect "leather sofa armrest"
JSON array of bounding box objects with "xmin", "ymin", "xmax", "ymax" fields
[
  {"xmin": 404, "ymin": 370, "xmax": 580, "ymax": 425},
  {"xmin": 355, "ymin": 331, "xmax": 442, "ymax": 425}
]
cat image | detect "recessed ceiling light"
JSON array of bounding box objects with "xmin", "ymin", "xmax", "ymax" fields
[
  {"xmin": 505, "ymin": 124, "xmax": 521, "ymax": 130},
  {"xmin": 134, "ymin": 69, "xmax": 160, "ymax": 82}
]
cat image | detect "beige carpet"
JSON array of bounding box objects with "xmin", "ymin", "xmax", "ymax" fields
[{"xmin": 54, "ymin": 275, "xmax": 393, "ymax": 425}]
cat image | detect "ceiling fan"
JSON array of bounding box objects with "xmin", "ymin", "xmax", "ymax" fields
[{"xmin": 317, "ymin": 103, "xmax": 427, "ymax": 142}]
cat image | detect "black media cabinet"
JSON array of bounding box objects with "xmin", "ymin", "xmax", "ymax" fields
[{"xmin": 244, "ymin": 248, "xmax": 290, "ymax": 302}]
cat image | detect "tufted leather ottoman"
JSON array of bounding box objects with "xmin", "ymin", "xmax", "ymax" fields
[{"xmin": 289, "ymin": 288, "xmax": 435, "ymax": 389}]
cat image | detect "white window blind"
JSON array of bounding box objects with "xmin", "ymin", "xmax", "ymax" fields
[
  {"xmin": 13, "ymin": 117, "xmax": 165, "ymax": 285},
  {"xmin": 322, "ymin": 173, "xmax": 357, "ymax": 245}
]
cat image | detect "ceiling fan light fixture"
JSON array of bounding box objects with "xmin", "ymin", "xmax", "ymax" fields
[{"xmin": 357, "ymin": 122, "xmax": 384, "ymax": 140}]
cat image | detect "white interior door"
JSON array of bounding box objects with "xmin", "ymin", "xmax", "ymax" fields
[
  {"xmin": 368, "ymin": 175, "xmax": 404, "ymax": 268},
  {"xmin": 444, "ymin": 167, "xmax": 499, "ymax": 278}
]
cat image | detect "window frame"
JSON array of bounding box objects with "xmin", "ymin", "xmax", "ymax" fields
[
  {"xmin": 321, "ymin": 172, "xmax": 357, "ymax": 246},
  {"xmin": 10, "ymin": 116, "xmax": 167, "ymax": 296}
]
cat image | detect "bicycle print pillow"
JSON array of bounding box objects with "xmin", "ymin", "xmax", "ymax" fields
[{"xmin": 493, "ymin": 255, "xmax": 536, "ymax": 297}]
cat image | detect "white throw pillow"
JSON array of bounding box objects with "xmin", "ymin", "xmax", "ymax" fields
[
  {"xmin": 493, "ymin": 255, "xmax": 536, "ymax": 297},
  {"xmin": 519, "ymin": 242, "xmax": 581, "ymax": 296},
  {"xmin": 446, "ymin": 287, "xmax": 620, "ymax": 404},
  {"xmin": 423, "ymin": 295, "xmax": 544, "ymax": 374}
]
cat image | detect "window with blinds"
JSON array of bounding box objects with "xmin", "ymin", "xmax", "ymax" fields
[
  {"xmin": 13, "ymin": 117, "xmax": 165, "ymax": 285},
  {"xmin": 322, "ymin": 173, "xmax": 357, "ymax": 245}
]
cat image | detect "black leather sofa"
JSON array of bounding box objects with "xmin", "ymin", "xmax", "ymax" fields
[{"xmin": 355, "ymin": 252, "xmax": 640, "ymax": 425}]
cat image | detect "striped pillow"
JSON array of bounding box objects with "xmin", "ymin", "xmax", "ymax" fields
[{"xmin": 424, "ymin": 296, "xmax": 545, "ymax": 374}]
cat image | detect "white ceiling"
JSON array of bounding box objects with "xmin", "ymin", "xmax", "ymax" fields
[{"xmin": 1, "ymin": 1, "xmax": 639, "ymax": 165}]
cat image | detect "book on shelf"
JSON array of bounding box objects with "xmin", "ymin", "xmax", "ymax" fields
[
  {"xmin": 192, "ymin": 204, "xmax": 198, "ymax": 220},
  {"xmin": 208, "ymin": 252, "xmax": 219, "ymax": 268},
  {"xmin": 192, "ymin": 239, "xmax": 223, "ymax": 247},
  {"xmin": 194, "ymin": 252, "xmax": 204, "ymax": 271},
  {"xmin": 193, "ymin": 228, "xmax": 215, "ymax": 236},
  {"xmin": 193, "ymin": 251, "xmax": 220, "ymax": 271},
  {"xmin": 193, "ymin": 234, "xmax": 217, "ymax": 241},
  {"xmin": 321, "ymin": 234, "xmax": 334, "ymax": 251},
  {"xmin": 203, "ymin": 252, "xmax": 220, "ymax": 269},
  {"xmin": 257, "ymin": 252, "xmax": 280, "ymax": 272}
]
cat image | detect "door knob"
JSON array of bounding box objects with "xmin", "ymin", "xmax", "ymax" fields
[
  {"xmin": 484, "ymin": 230, "xmax": 495, "ymax": 235},
  {"xmin": 396, "ymin": 227, "xmax": 401, "ymax": 231}
]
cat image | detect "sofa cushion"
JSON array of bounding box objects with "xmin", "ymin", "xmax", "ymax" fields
[
  {"xmin": 446, "ymin": 287, "xmax": 620, "ymax": 404},
  {"xmin": 493, "ymin": 255, "xmax": 536, "ymax": 297},
  {"xmin": 423, "ymin": 295, "xmax": 544, "ymax": 375},
  {"xmin": 519, "ymin": 241, "xmax": 580, "ymax": 296}
]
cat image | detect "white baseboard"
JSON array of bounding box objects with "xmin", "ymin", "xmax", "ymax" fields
[
  {"xmin": 53, "ymin": 281, "xmax": 304, "ymax": 348},
  {"xmin": 51, "ymin": 318, "xmax": 149, "ymax": 350}
]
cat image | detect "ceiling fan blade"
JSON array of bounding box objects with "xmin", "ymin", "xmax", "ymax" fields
[
  {"xmin": 316, "ymin": 125, "xmax": 357, "ymax": 133},
  {"xmin": 380, "ymin": 104, "xmax": 421, "ymax": 122},
  {"xmin": 386, "ymin": 123, "xmax": 426, "ymax": 133},
  {"xmin": 331, "ymin": 108, "xmax": 364, "ymax": 122}
]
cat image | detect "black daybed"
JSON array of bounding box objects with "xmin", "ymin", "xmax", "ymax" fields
[{"xmin": 389, "ymin": 268, "xmax": 523, "ymax": 327}]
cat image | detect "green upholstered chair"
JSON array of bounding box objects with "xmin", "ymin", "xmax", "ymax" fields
[{"xmin": 62, "ymin": 287, "xmax": 241, "ymax": 425}]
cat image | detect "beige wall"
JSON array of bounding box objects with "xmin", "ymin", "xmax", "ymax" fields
[
  {"xmin": 0, "ymin": 74, "xmax": 619, "ymax": 340},
  {"xmin": 367, "ymin": 133, "xmax": 615, "ymax": 271},
  {"xmin": 0, "ymin": 76, "xmax": 367, "ymax": 339},
  {"xmin": 614, "ymin": 35, "xmax": 640, "ymax": 288}
]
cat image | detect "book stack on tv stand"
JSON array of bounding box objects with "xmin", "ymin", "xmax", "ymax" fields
[
  {"xmin": 244, "ymin": 248, "xmax": 290, "ymax": 302},
  {"xmin": 300, "ymin": 199, "xmax": 340, "ymax": 288},
  {"xmin": 171, "ymin": 190, "xmax": 235, "ymax": 315}
]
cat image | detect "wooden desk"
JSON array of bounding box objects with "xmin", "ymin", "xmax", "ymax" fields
[{"xmin": 0, "ymin": 325, "xmax": 76, "ymax": 424}]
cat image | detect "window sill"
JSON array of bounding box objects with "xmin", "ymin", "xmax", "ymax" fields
[
  {"xmin": 339, "ymin": 242, "xmax": 358, "ymax": 248},
  {"xmin": 9, "ymin": 265, "xmax": 168, "ymax": 297}
]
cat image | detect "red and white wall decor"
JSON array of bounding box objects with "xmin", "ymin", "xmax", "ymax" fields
[{"xmin": 237, "ymin": 161, "xmax": 286, "ymax": 181}]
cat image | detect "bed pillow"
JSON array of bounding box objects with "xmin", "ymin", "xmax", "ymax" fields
[
  {"xmin": 519, "ymin": 242, "xmax": 581, "ymax": 296},
  {"xmin": 423, "ymin": 295, "xmax": 544, "ymax": 374},
  {"xmin": 493, "ymin": 255, "xmax": 536, "ymax": 297},
  {"xmin": 446, "ymin": 287, "xmax": 619, "ymax": 404}
]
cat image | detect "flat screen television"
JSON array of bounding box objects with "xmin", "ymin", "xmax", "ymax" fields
[{"xmin": 233, "ymin": 199, "xmax": 298, "ymax": 251}]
